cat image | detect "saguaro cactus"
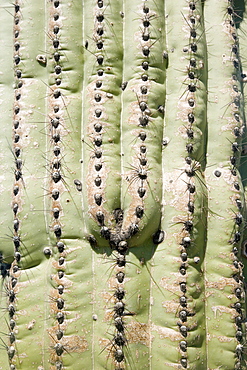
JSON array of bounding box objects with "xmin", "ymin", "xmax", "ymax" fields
[{"xmin": 0, "ymin": 0, "xmax": 247, "ymax": 369}]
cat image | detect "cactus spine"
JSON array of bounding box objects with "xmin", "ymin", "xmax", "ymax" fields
[{"xmin": 0, "ymin": 0, "xmax": 246, "ymax": 369}]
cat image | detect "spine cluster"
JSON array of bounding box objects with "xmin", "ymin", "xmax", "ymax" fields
[
  {"xmin": 204, "ymin": 0, "xmax": 246, "ymax": 368},
  {"xmin": 48, "ymin": 1, "xmax": 67, "ymax": 367},
  {"xmin": 5, "ymin": 2, "xmax": 24, "ymax": 367},
  {"xmin": 176, "ymin": 1, "xmax": 206, "ymax": 367},
  {"xmin": 87, "ymin": 0, "xmax": 110, "ymax": 241},
  {"xmin": 110, "ymin": 241, "xmax": 129, "ymax": 367},
  {"xmin": 85, "ymin": 0, "xmax": 165, "ymax": 365},
  {"xmin": 225, "ymin": 2, "xmax": 246, "ymax": 368},
  {"xmin": 85, "ymin": 0, "xmax": 165, "ymax": 250},
  {"xmin": 121, "ymin": 2, "xmax": 154, "ymax": 237}
]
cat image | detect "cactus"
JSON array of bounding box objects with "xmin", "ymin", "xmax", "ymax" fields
[{"xmin": 0, "ymin": 0, "xmax": 247, "ymax": 369}]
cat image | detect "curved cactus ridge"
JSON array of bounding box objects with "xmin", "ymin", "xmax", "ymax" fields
[{"xmin": 0, "ymin": 0, "xmax": 246, "ymax": 369}]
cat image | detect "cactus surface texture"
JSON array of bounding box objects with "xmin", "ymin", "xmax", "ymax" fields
[{"xmin": 1, "ymin": 0, "xmax": 247, "ymax": 369}]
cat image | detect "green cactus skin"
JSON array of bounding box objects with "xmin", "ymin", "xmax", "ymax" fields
[
  {"xmin": 82, "ymin": 0, "xmax": 125, "ymax": 251},
  {"xmin": 204, "ymin": 1, "xmax": 246, "ymax": 368},
  {"xmin": 119, "ymin": 0, "xmax": 166, "ymax": 246},
  {"xmin": 150, "ymin": 1, "xmax": 208, "ymax": 368},
  {"xmin": 0, "ymin": 0, "xmax": 247, "ymax": 369}
]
